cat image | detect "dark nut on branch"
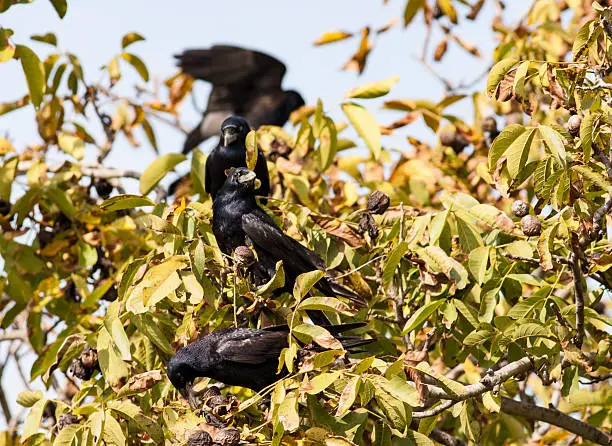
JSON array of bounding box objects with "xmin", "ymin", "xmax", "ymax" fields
[
  {"xmin": 94, "ymin": 178, "xmax": 113, "ymax": 199},
  {"xmin": 367, "ymin": 190, "xmax": 390, "ymax": 214},
  {"xmin": 187, "ymin": 431, "xmax": 213, "ymax": 446},
  {"xmin": 439, "ymin": 129, "xmax": 469, "ymax": 153},
  {"xmin": 512, "ymin": 200, "xmax": 530, "ymax": 218},
  {"xmin": 213, "ymin": 428, "xmax": 241, "ymax": 446},
  {"xmin": 520, "ymin": 215, "xmax": 542, "ymax": 237},
  {"xmin": 481, "ymin": 116, "xmax": 498, "ymax": 135},
  {"xmin": 567, "ymin": 115, "xmax": 582, "ymax": 136},
  {"xmin": 359, "ymin": 212, "xmax": 379, "ymax": 240},
  {"xmin": 0, "ymin": 198, "xmax": 11, "ymax": 216},
  {"xmin": 234, "ymin": 246, "xmax": 255, "ymax": 268},
  {"xmin": 57, "ymin": 413, "xmax": 80, "ymax": 430}
]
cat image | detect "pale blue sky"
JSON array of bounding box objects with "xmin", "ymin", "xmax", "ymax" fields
[{"xmin": 0, "ymin": 0, "xmax": 530, "ymax": 430}]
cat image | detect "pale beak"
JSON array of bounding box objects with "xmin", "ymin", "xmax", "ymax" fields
[
  {"xmin": 237, "ymin": 170, "xmax": 257, "ymax": 187},
  {"xmin": 222, "ymin": 125, "xmax": 239, "ymax": 146},
  {"xmin": 179, "ymin": 382, "xmax": 199, "ymax": 409}
]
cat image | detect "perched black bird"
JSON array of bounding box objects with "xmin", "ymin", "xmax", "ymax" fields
[
  {"xmin": 204, "ymin": 116, "xmax": 270, "ymax": 201},
  {"xmin": 175, "ymin": 45, "xmax": 305, "ymax": 155},
  {"xmin": 167, "ymin": 322, "xmax": 373, "ymax": 404},
  {"xmin": 212, "ymin": 168, "xmax": 368, "ymax": 324}
]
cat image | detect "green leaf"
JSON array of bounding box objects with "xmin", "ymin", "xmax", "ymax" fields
[
  {"xmin": 463, "ymin": 328, "xmax": 496, "ymax": 346},
  {"xmin": 53, "ymin": 424, "xmax": 81, "ymax": 446},
  {"xmin": 505, "ymin": 127, "xmax": 537, "ymax": 179},
  {"xmin": 140, "ymin": 153, "xmax": 186, "ymax": 195},
  {"xmin": 341, "ymin": 102, "xmax": 381, "ymax": 160},
  {"xmin": 293, "ymin": 324, "xmax": 342, "ymax": 349},
  {"xmin": 454, "ymin": 299, "xmax": 479, "ymax": 328},
  {"xmin": 572, "ymin": 19, "xmax": 595, "ymax": 59},
  {"xmin": 297, "ymin": 296, "xmax": 357, "ymax": 316},
  {"xmin": 49, "ymin": 0, "xmax": 67, "ymax": 17},
  {"xmin": 382, "ymin": 241, "xmax": 409, "ymax": 285},
  {"xmin": 336, "ymin": 376, "xmax": 360, "ymax": 417},
  {"xmin": 512, "ymin": 61, "xmax": 529, "ymax": 98},
  {"xmin": 58, "ymin": 132, "xmax": 85, "ymax": 160},
  {"xmin": 16, "ymin": 45, "xmax": 45, "ymax": 108},
  {"xmin": 538, "ymin": 125, "xmax": 566, "ymax": 168},
  {"xmin": 121, "ymin": 32, "xmax": 145, "ymax": 49},
  {"xmin": 416, "ymin": 246, "xmax": 469, "ymax": 289},
  {"xmin": 104, "ymin": 317, "xmax": 131, "ymax": 362},
  {"xmin": 0, "ymin": 156, "xmax": 18, "ymax": 201},
  {"xmin": 22, "ymin": 398, "xmax": 46, "ymax": 440},
  {"xmin": 572, "ymin": 165, "xmax": 612, "ymax": 194},
  {"xmin": 100, "ymin": 194, "xmax": 154, "ymax": 212},
  {"xmin": 16, "ymin": 390, "xmax": 43, "ymax": 407},
  {"xmin": 580, "ymin": 112, "xmax": 595, "ymax": 163},
  {"xmin": 486, "ymin": 58, "xmax": 518, "ymax": 98},
  {"xmin": 403, "ymin": 0, "xmax": 425, "ymax": 26},
  {"xmin": 78, "ymin": 240, "xmax": 98, "ymax": 268},
  {"xmin": 318, "ymin": 116, "xmax": 338, "ymax": 172},
  {"xmin": 489, "ymin": 124, "xmax": 526, "ymax": 170},
  {"xmin": 374, "ymin": 387, "xmax": 410, "ymax": 432},
  {"xmin": 345, "ymin": 76, "xmax": 399, "ymax": 99},
  {"xmin": 257, "ymin": 260, "xmax": 286, "ymax": 296},
  {"xmin": 136, "ymin": 214, "xmax": 180, "ymax": 234},
  {"xmin": 304, "ymin": 371, "xmax": 343, "ymax": 395},
  {"xmin": 294, "ymin": 270, "xmax": 325, "ymax": 300},
  {"xmin": 413, "ymin": 362, "xmax": 468, "ymax": 398},
  {"xmin": 278, "ymin": 392, "xmax": 299, "ymax": 431},
  {"xmin": 31, "ymin": 32, "xmax": 57, "ymax": 46},
  {"xmin": 132, "ymin": 314, "xmax": 174, "ymax": 355},
  {"xmin": 402, "ymin": 299, "xmax": 445, "ymax": 335},
  {"xmin": 245, "ymin": 129, "xmax": 259, "ymax": 170},
  {"xmin": 103, "ymin": 411, "xmax": 126, "ymax": 445},
  {"xmin": 120, "ymin": 52, "xmax": 149, "ymax": 82},
  {"xmin": 97, "ymin": 327, "xmax": 129, "ymax": 389},
  {"xmin": 468, "ymin": 246, "xmax": 489, "ymax": 285},
  {"xmin": 46, "ymin": 186, "xmax": 77, "ymax": 218},
  {"xmin": 482, "ymin": 391, "xmax": 501, "ymax": 413}
]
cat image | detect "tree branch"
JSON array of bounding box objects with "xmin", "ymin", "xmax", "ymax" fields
[
  {"xmin": 570, "ymin": 238, "xmax": 586, "ymax": 349},
  {"xmin": 501, "ymin": 397, "xmax": 612, "ymax": 445}
]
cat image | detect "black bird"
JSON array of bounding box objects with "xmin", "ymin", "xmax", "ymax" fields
[
  {"xmin": 204, "ymin": 116, "xmax": 270, "ymax": 200},
  {"xmin": 175, "ymin": 45, "xmax": 305, "ymax": 155},
  {"xmin": 212, "ymin": 168, "xmax": 368, "ymax": 323},
  {"xmin": 167, "ymin": 322, "xmax": 373, "ymax": 404}
]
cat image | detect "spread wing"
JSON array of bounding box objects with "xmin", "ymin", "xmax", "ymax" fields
[
  {"xmin": 241, "ymin": 209, "xmax": 326, "ymax": 274},
  {"xmin": 175, "ymin": 45, "xmax": 286, "ymax": 91},
  {"xmin": 217, "ymin": 330, "xmax": 287, "ymax": 364}
]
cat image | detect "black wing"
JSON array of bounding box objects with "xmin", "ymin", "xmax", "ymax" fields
[
  {"xmin": 175, "ymin": 45, "xmax": 286, "ymax": 91},
  {"xmin": 241, "ymin": 209, "xmax": 326, "ymax": 274},
  {"xmin": 217, "ymin": 329, "xmax": 287, "ymax": 364}
]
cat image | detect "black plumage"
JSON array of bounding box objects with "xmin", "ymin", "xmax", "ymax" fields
[
  {"xmin": 175, "ymin": 45, "xmax": 305, "ymax": 155},
  {"xmin": 204, "ymin": 116, "xmax": 270, "ymax": 200},
  {"xmin": 167, "ymin": 323, "xmax": 373, "ymax": 404},
  {"xmin": 212, "ymin": 168, "xmax": 368, "ymax": 319}
]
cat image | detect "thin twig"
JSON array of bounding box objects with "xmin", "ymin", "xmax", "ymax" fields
[
  {"xmin": 501, "ymin": 397, "xmax": 611, "ymax": 445},
  {"xmin": 570, "ymin": 238, "xmax": 586, "ymax": 349}
]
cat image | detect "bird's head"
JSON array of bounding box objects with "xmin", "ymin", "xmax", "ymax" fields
[
  {"xmin": 220, "ymin": 116, "xmax": 251, "ymax": 147},
  {"xmin": 167, "ymin": 354, "xmax": 199, "ymax": 408},
  {"xmin": 284, "ymin": 90, "xmax": 305, "ymax": 114},
  {"xmin": 226, "ymin": 167, "xmax": 257, "ymax": 191}
]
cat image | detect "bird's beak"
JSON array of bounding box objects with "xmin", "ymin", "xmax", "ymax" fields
[
  {"xmin": 237, "ymin": 170, "xmax": 257, "ymax": 187},
  {"xmin": 180, "ymin": 382, "xmax": 199, "ymax": 409},
  {"xmin": 222, "ymin": 125, "xmax": 239, "ymax": 146}
]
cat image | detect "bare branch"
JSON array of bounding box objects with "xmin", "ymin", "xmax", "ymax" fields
[
  {"xmin": 0, "ymin": 329, "xmax": 27, "ymax": 342},
  {"xmin": 501, "ymin": 397, "xmax": 612, "ymax": 445},
  {"xmin": 570, "ymin": 238, "xmax": 586, "ymax": 349}
]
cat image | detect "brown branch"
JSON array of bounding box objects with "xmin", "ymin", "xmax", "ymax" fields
[
  {"xmin": 410, "ymin": 420, "xmax": 466, "ymax": 446},
  {"xmin": 570, "ymin": 239, "xmax": 586, "ymax": 349},
  {"xmin": 501, "ymin": 397, "xmax": 612, "ymax": 445}
]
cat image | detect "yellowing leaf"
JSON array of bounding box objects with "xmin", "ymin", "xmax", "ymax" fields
[
  {"xmin": 486, "ymin": 58, "xmax": 518, "ymax": 99},
  {"xmin": 341, "ymin": 102, "xmax": 381, "ymax": 160},
  {"xmin": 404, "ymin": 0, "xmax": 425, "ymax": 26},
  {"xmin": 120, "ymin": 52, "xmax": 149, "ymax": 82},
  {"xmin": 345, "ymin": 76, "xmax": 399, "ymax": 99},
  {"xmin": 314, "ymin": 30, "xmax": 353, "ymax": 45},
  {"xmin": 16, "ymin": 45, "xmax": 45, "ymax": 108},
  {"xmin": 100, "ymin": 194, "xmax": 154, "ymax": 211},
  {"xmin": 245, "ymin": 129, "xmax": 258, "ymax": 170},
  {"xmin": 121, "ymin": 32, "xmax": 145, "ymax": 49},
  {"xmin": 140, "ymin": 153, "xmax": 186, "ymax": 195}
]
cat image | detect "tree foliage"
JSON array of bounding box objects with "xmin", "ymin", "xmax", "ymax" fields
[{"xmin": 0, "ymin": 1, "xmax": 611, "ymax": 445}]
